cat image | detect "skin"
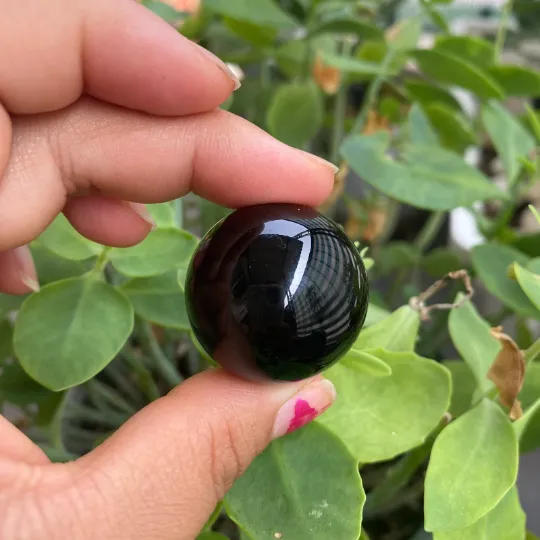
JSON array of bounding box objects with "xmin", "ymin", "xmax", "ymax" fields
[{"xmin": 0, "ymin": 1, "xmax": 338, "ymax": 538}]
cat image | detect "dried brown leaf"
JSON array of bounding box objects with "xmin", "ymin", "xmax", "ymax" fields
[
  {"xmin": 313, "ymin": 54, "xmax": 341, "ymax": 95},
  {"xmin": 488, "ymin": 326, "xmax": 525, "ymax": 420},
  {"xmin": 362, "ymin": 110, "xmax": 390, "ymax": 135}
]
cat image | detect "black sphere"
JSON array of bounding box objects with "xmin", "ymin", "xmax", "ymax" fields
[{"xmin": 185, "ymin": 203, "xmax": 369, "ymax": 381}]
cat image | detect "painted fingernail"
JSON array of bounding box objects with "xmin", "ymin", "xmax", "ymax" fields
[
  {"xmin": 195, "ymin": 44, "xmax": 242, "ymax": 90},
  {"xmin": 126, "ymin": 202, "xmax": 157, "ymax": 229},
  {"xmin": 272, "ymin": 378, "xmax": 336, "ymax": 439},
  {"xmin": 14, "ymin": 246, "xmax": 40, "ymax": 293},
  {"xmin": 297, "ymin": 150, "xmax": 340, "ymax": 175}
]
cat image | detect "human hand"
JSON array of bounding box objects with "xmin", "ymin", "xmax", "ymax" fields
[{"xmin": 0, "ymin": 1, "xmax": 338, "ymax": 538}]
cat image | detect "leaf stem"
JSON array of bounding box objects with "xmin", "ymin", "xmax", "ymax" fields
[
  {"xmin": 39, "ymin": 446, "xmax": 78, "ymax": 463},
  {"xmin": 87, "ymin": 379, "xmax": 137, "ymax": 416},
  {"xmin": 494, "ymin": 0, "xmax": 514, "ymax": 61},
  {"xmin": 414, "ymin": 211, "xmax": 446, "ymax": 254},
  {"xmin": 136, "ymin": 318, "xmax": 183, "ymax": 387},
  {"xmin": 525, "ymin": 338, "xmax": 540, "ymax": 367},
  {"xmin": 92, "ymin": 246, "xmax": 112, "ymax": 275},
  {"xmin": 122, "ymin": 348, "xmax": 161, "ymax": 401},
  {"xmin": 330, "ymin": 42, "xmax": 352, "ymax": 164},
  {"xmin": 351, "ymin": 51, "xmax": 396, "ymax": 135}
]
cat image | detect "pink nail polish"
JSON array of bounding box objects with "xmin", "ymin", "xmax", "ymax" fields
[{"xmin": 272, "ymin": 379, "xmax": 336, "ymax": 439}]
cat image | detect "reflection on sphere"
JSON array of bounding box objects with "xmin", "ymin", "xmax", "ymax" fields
[{"xmin": 185, "ymin": 204, "xmax": 369, "ymax": 381}]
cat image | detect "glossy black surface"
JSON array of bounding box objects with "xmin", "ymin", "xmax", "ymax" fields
[{"xmin": 185, "ymin": 203, "xmax": 369, "ymax": 381}]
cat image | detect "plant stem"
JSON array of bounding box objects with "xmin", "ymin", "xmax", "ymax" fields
[
  {"xmin": 39, "ymin": 446, "xmax": 78, "ymax": 463},
  {"xmin": 87, "ymin": 379, "xmax": 137, "ymax": 416},
  {"xmin": 92, "ymin": 246, "xmax": 112, "ymax": 275},
  {"xmin": 525, "ymin": 337, "xmax": 540, "ymax": 367},
  {"xmin": 202, "ymin": 501, "xmax": 223, "ymax": 532},
  {"xmin": 66, "ymin": 405, "xmax": 128, "ymax": 429},
  {"xmin": 414, "ymin": 211, "xmax": 446, "ymax": 254},
  {"xmin": 351, "ymin": 51, "xmax": 396, "ymax": 135},
  {"xmin": 494, "ymin": 0, "xmax": 514, "ymax": 61},
  {"xmin": 49, "ymin": 391, "xmax": 69, "ymax": 452},
  {"xmin": 174, "ymin": 198, "xmax": 184, "ymax": 228},
  {"xmin": 330, "ymin": 41, "xmax": 352, "ymax": 164},
  {"xmin": 136, "ymin": 318, "xmax": 183, "ymax": 387},
  {"xmin": 105, "ymin": 361, "xmax": 146, "ymax": 406},
  {"xmin": 122, "ymin": 348, "xmax": 161, "ymax": 401}
]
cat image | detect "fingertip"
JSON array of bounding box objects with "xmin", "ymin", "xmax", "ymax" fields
[
  {"xmin": 64, "ymin": 195, "xmax": 153, "ymax": 247},
  {"xmin": 0, "ymin": 246, "xmax": 39, "ymax": 295}
]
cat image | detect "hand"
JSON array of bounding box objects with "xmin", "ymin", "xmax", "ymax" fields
[{"xmin": 0, "ymin": 1, "xmax": 338, "ymax": 538}]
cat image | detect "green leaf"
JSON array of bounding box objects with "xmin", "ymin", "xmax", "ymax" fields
[
  {"xmin": 196, "ymin": 534, "xmax": 229, "ymax": 540},
  {"xmin": 424, "ymin": 399, "xmax": 518, "ymax": 532},
  {"xmin": 341, "ymin": 132, "xmax": 506, "ymax": 211},
  {"xmin": 386, "ymin": 16, "xmax": 423, "ymax": 51},
  {"xmin": 121, "ymin": 272, "xmax": 190, "ymax": 330},
  {"xmin": 411, "ymin": 49, "xmax": 505, "ymax": 100},
  {"xmin": 31, "ymin": 242, "xmax": 91, "ymax": 285},
  {"xmin": 515, "ymin": 263, "xmax": 540, "ymax": 312},
  {"xmin": 146, "ymin": 203, "xmax": 176, "ymax": 228},
  {"xmin": 487, "ymin": 65, "xmax": 540, "ymax": 97},
  {"xmin": 482, "ymin": 102, "xmax": 536, "ymax": 184},
  {"xmin": 353, "ymin": 305, "xmax": 420, "ymax": 352},
  {"xmin": 141, "ymin": 0, "xmax": 187, "ymax": 23},
  {"xmin": 404, "ymin": 80, "xmax": 462, "ymax": 111},
  {"xmin": 433, "ymin": 487, "xmax": 525, "ymax": 540},
  {"xmin": 110, "ymin": 228, "xmax": 198, "ymax": 278},
  {"xmin": 374, "ymin": 242, "xmax": 420, "ymax": 276},
  {"xmin": 515, "ymin": 363, "xmax": 540, "ymax": 452},
  {"xmin": 309, "ymin": 17, "xmax": 382, "ymax": 40},
  {"xmin": 266, "ymin": 82, "xmax": 323, "ymax": 148},
  {"xmin": 407, "ymin": 104, "xmax": 439, "ymax": 146},
  {"xmin": 531, "ymin": 205, "xmax": 540, "ymax": 225},
  {"xmin": 204, "ymin": 0, "xmax": 297, "ymax": 29},
  {"xmin": 0, "ymin": 293, "xmax": 26, "ymax": 319},
  {"xmin": 513, "ymin": 397, "xmax": 540, "ymax": 447},
  {"xmin": 0, "ymin": 320, "xmax": 65, "ymax": 427},
  {"xmin": 424, "ymin": 103, "xmax": 477, "ymax": 152},
  {"xmin": 318, "ymin": 51, "xmax": 390, "ymax": 76},
  {"xmin": 525, "ymin": 105, "xmax": 540, "ymax": 143},
  {"xmin": 321, "ymin": 350, "xmax": 451, "ymax": 463},
  {"xmin": 442, "ymin": 360, "xmax": 476, "ymax": 418},
  {"xmin": 364, "ymin": 303, "xmax": 390, "ymax": 326},
  {"xmin": 471, "ymin": 244, "xmax": 540, "ymax": 319},
  {"xmin": 224, "ymin": 17, "xmax": 276, "ymax": 46},
  {"xmin": 275, "ymin": 40, "xmax": 306, "ymax": 78},
  {"xmin": 225, "ymin": 423, "xmax": 365, "ymax": 540},
  {"xmin": 341, "ymin": 348, "xmax": 392, "ymax": 377},
  {"xmin": 448, "ymin": 297, "xmax": 500, "ymax": 393},
  {"xmin": 421, "ymin": 248, "xmax": 463, "ymax": 278},
  {"xmin": 420, "ymin": 0, "xmax": 448, "ymax": 32},
  {"xmin": 14, "ymin": 276, "xmax": 134, "ymax": 391},
  {"xmin": 527, "ymin": 532, "xmax": 540, "ymax": 540},
  {"xmin": 38, "ymin": 214, "xmax": 101, "ymax": 261},
  {"xmin": 433, "ymin": 36, "xmax": 495, "ymax": 68}
]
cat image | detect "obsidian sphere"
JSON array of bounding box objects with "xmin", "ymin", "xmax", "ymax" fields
[{"xmin": 185, "ymin": 203, "xmax": 369, "ymax": 381}]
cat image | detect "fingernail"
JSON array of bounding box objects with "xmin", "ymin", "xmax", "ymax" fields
[
  {"xmin": 272, "ymin": 378, "xmax": 336, "ymax": 439},
  {"xmin": 195, "ymin": 44, "xmax": 242, "ymax": 91},
  {"xmin": 14, "ymin": 246, "xmax": 40, "ymax": 293},
  {"xmin": 298, "ymin": 151, "xmax": 340, "ymax": 175},
  {"xmin": 126, "ymin": 202, "xmax": 157, "ymax": 229}
]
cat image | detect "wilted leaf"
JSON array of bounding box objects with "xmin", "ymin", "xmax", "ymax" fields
[
  {"xmin": 313, "ymin": 53, "xmax": 341, "ymax": 94},
  {"xmin": 488, "ymin": 327, "xmax": 525, "ymax": 419}
]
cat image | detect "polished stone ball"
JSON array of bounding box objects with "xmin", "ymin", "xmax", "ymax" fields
[{"xmin": 185, "ymin": 203, "xmax": 369, "ymax": 381}]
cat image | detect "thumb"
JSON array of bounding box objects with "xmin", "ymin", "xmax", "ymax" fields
[{"xmin": 65, "ymin": 368, "xmax": 336, "ymax": 540}]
